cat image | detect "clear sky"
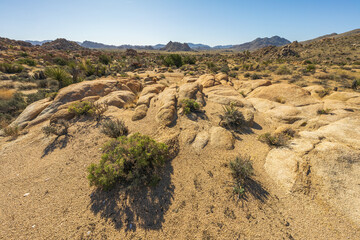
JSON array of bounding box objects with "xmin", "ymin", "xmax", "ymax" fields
[{"xmin": 0, "ymin": 0, "xmax": 359, "ymax": 46}]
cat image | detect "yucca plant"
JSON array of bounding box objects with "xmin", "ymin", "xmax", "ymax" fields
[
  {"xmin": 219, "ymin": 102, "xmax": 244, "ymax": 130},
  {"xmin": 44, "ymin": 67, "xmax": 72, "ymax": 88}
]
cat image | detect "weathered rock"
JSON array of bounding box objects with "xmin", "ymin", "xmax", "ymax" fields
[
  {"xmin": 141, "ymin": 84, "xmax": 165, "ymax": 96},
  {"xmin": 197, "ymin": 74, "xmax": 220, "ymax": 88},
  {"xmin": 215, "ymin": 73, "xmax": 228, "ymax": 82},
  {"xmin": 178, "ymin": 82, "xmax": 203, "ymax": 101},
  {"xmin": 95, "ymin": 90, "xmax": 135, "ymax": 108},
  {"xmin": 132, "ymin": 105, "xmax": 148, "ymax": 121},
  {"xmin": 50, "ymin": 109, "xmax": 76, "ymax": 124},
  {"xmin": 204, "ymin": 85, "xmax": 252, "ymax": 108},
  {"xmin": 137, "ymin": 93, "xmax": 157, "ymax": 106},
  {"xmin": 156, "ymin": 86, "xmax": 177, "ymax": 126},
  {"xmin": 241, "ymin": 108, "xmax": 255, "ymax": 127},
  {"xmin": 11, "ymin": 98, "xmax": 52, "ymax": 129},
  {"xmin": 248, "ymin": 83, "xmax": 317, "ymax": 106},
  {"xmin": 192, "ymin": 131, "xmax": 210, "ymax": 152},
  {"xmin": 264, "ymin": 148, "xmax": 303, "ymax": 192},
  {"xmin": 237, "ymin": 80, "xmax": 272, "ymax": 95},
  {"xmin": 209, "ymin": 127, "xmax": 234, "ymax": 150}
]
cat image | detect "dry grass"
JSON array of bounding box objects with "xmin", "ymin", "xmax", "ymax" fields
[{"xmin": 0, "ymin": 88, "xmax": 16, "ymax": 100}]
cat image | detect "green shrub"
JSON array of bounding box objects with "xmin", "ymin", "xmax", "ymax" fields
[
  {"xmin": 220, "ymin": 64, "xmax": 230, "ymax": 74},
  {"xmin": 275, "ymin": 65, "xmax": 292, "ymax": 75},
  {"xmin": 219, "ymin": 103, "xmax": 244, "ymax": 130},
  {"xmin": 206, "ymin": 62, "xmax": 219, "ymax": 73},
  {"xmin": 101, "ymin": 119, "xmax": 128, "ymax": 138},
  {"xmin": 164, "ymin": 54, "xmax": 183, "ymax": 68},
  {"xmin": 3, "ymin": 125, "xmax": 20, "ymax": 137},
  {"xmin": 87, "ymin": 133, "xmax": 169, "ymax": 189},
  {"xmin": 317, "ymin": 108, "xmax": 331, "ymax": 115},
  {"xmin": 0, "ymin": 92, "xmax": 26, "ymax": 117},
  {"xmin": 68, "ymin": 101, "xmax": 95, "ymax": 116},
  {"xmin": 42, "ymin": 120, "xmax": 69, "ymax": 136},
  {"xmin": 244, "ymin": 72, "xmax": 251, "ymax": 78},
  {"xmin": 316, "ymin": 88, "xmax": 331, "ymax": 98},
  {"xmin": 99, "ymin": 54, "xmax": 111, "ymax": 65},
  {"xmin": 17, "ymin": 58, "xmax": 36, "ymax": 66},
  {"xmin": 258, "ymin": 132, "xmax": 292, "ymax": 147},
  {"xmin": 251, "ymin": 73, "xmax": 262, "ymax": 80},
  {"xmin": 53, "ymin": 57, "xmax": 69, "ymax": 66},
  {"xmin": 180, "ymin": 98, "xmax": 200, "ymax": 115},
  {"xmin": 183, "ymin": 55, "xmax": 196, "ymax": 65},
  {"xmin": 229, "ymin": 155, "xmax": 254, "ymax": 199},
  {"xmin": 44, "ymin": 67, "xmax": 72, "ymax": 88},
  {"xmin": 0, "ymin": 63, "xmax": 24, "ymax": 73},
  {"xmin": 303, "ymin": 64, "xmax": 316, "ymax": 74}
]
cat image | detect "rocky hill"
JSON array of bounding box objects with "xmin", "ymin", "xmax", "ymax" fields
[
  {"xmin": 41, "ymin": 38, "xmax": 84, "ymax": 51},
  {"xmin": 231, "ymin": 36, "xmax": 291, "ymax": 51},
  {"xmin": 0, "ymin": 37, "xmax": 32, "ymax": 50},
  {"xmin": 161, "ymin": 41, "xmax": 193, "ymax": 52},
  {"xmin": 301, "ymin": 28, "xmax": 360, "ymax": 45}
]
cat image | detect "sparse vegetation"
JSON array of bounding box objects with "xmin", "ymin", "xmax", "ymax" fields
[
  {"xmin": 219, "ymin": 103, "xmax": 244, "ymax": 130},
  {"xmin": 87, "ymin": 133, "xmax": 169, "ymax": 190},
  {"xmin": 42, "ymin": 120, "xmax": 69, "ymax": 136},
  {"xmin": 180, "ymin": 98, "xmax": 200, "ymax": 115},
  {"xmin": 100, "ymin": 119, "xmax": 128, "ymax": 138},
  {"xmin": 3, "ymin": 124, "xmax": 20, "ymax": 137},
  {"xmin": 229, "ymin": 155, "xmax": 254, "ymax": 199},
  {"xmin": 258, "ymin": 132, "xmax": 290, "ymax": 147}
]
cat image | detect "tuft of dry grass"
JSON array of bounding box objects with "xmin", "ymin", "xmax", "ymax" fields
[{"xmin": 0, "ymin": 88, "xmax": 15, "ymax": 100}]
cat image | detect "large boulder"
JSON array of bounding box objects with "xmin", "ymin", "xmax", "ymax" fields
[
  {"xmin": 155, "ymin": 86, "xmax": 177, "ymax": 126},
  {"xmin": 95, "ymin": 90, "xmax": 135, "ymax": 108},
  {"xmin": 248, "ymin": 83, "xmax": 318, "ymax": 106},
  {"xmin": 204, "ymin": 85, "xmax": 253, "ymax": 108},
  {"xmin": 9, "ymin": 98, "xmax": 52, "ymax": 129},
  {"xmin": 196, "ymin": 74, "xmax": 220, "ymax": 88},
  {"xmin": 209, "ymin": 127, "xmax": 234, "ymax": 150}
]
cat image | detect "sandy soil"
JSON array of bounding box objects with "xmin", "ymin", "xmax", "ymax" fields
[{"xmin": 1, "ymin": 105, "xmax": 359, "ymax": 239}]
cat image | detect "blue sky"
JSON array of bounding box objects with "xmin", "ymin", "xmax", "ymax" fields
[{"xmin": 0, "ymin": 0, "xmax": 359, "ymax": 46}]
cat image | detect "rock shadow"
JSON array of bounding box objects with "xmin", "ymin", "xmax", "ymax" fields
[{"xmin": 89, "ymin": 160, "xmax": 174, "ymax": 231}]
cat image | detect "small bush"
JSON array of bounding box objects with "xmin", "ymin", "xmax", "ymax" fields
[
  {"xmin": 45, "ymin": 67, "xmax": 72, "ymax": 88},
  {"xmin": 101, "ymin": 119, "xmax": 128, "ymax": 138},
  {"xmin": 303, "ymin": 64, "xmax": 316, "ymax": 74},
  {"xmin": 219, "ymin": 103, "xmax": 244, "ymax": 130},
  {"xmin": 316, "ymin": 88, "xmax": 331, "ymax": 98},
  {"xmin": 17, "ymin": 58, "xmax": 36, "ymax": 66},
  {"xmin": 0, "ymin": 63, "xmax": 24, "ymax": 73},
  {"xmin": 99, "ymin": 54, "xmax": 111, "ymax": 65},
  {"xmin": 183, "ymin": 56, "xmax": 196, "ymax": 65},
  {"xmin": 42, "ymin": 120, "xmax": 69, "ymax": 136},
  {"xmin": 275, "ymin": 65, "xmax": 292, "ymax": 75},
  {"xmin": 3, "ymin": 125, "xmax": 20, "ymax": 137},
  {"xmin": 164, "ymin": 54, "xmax": 183, "ymax": 68},
  {"xmin": 180, "ymin": 98, "xmax": 200, "ymax": 115},
  {"xmin": 317, "ymin": 108, "xmax": 331, "ymax": 115},
  {"xmin": 68, "ymin": 101, "xmax": 95, "ymax": 116},
  {"xmin": 251, "ymin": 73, "xmax": 262, "ymax": 80},
  {"xmin": 229, "ymin": 155, "xmax": 254, "ymax": 199},
  {"xmin": 258, "ymin": 132, "xmax": 290, "ymax": 147},
  {"xmin": 87, "ymin": 133, "xmax": 169, "ymax": 189},
  {"xmin": 243, "ymin": 72, "xmax": 251, "ymax": 78}
]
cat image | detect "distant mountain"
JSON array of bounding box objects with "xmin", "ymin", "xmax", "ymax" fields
[
  {"xmin": 153, "ymin": 44, "xmax": 166, "ymax": 50},
  {"xmin": 213, "ymin": 45, "xmax": 234, "ymax": 49},
  {"xmin": 41, "ymin": 38, "xmax": 84, "ymax": 51},
  {"xmin": 161, "ymin": 41, "xmax": 192, "ymax": 52},
  {"xmin": 81, "ymin": 40, "xmax": 118, "ymax": 49},
  {"xmin": 26, "ymin": 40, "xmax": 52, "ymax": 46},
  {"xmin": 301, "ymin": 29, "xmax": 360, "ymax": 45},
  {"xmin": 0, "ymin": 37, "xmax": 32, "ymax": 50},
  {"xmin": 231, "ymin": 36, "xmax": 291, "ymax": 51},
  {"xmin": 187, "ymin": 43, "xmax": 211, "ymax": 50},
  {"xmin": 117, "ymin": 44, "xmax": 154, "ymax": 50}
]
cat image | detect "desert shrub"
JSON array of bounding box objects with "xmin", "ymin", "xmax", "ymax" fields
[
  {"xmin": 303, "ymin": 64, "xmax": 316, "ymax": 74},
  {"xmin": 164, "ymin": 54, "xmax": 183, "ymax": 68},
  {"xmin": 258, "ymin": 132, "xmax": 292, "ymax": 147},
  {"xmin": 42, "ymin": 120, "xmax": 69, "ymax": 136},
  {"xmin": 100, "ymin": 119, "xmax": 128, "ymax": 138},
  {"xmin": 275, "ymin": 65, "xmax": 292, "ymax": 75},
  {"xmin": 229, "ymin": 72, "xmax": 237, "ymax": 78},
  {"xmin": 317, "ymin": 108, "xmax": 331, "ymax": 115},
  {"xmin": 251, "ymin": 73, "xmax": 262, "ymax": 80},
  {"xmin": 220, "ymin": 64, "xmax": 230, "ymax": 74},
  {"xmin": 3, "ymin": 125, "xmax": 20, "ymax": 137},
  {"xmin": 53, "ymin": 57, "xmax": 68, "ymax": 66},
  {"xmin": 17, "ymin": 58, "xmax": 36, "ymax": 66},
  {"xmin": 229, "ymin": 155, "xmax": 254, "ymax": 199},
  {"xmin": 0, "ymin": 63, "xmax": 24, "ymax": 73},
  {"xmin": 180, "ymin": 98, "xmax": 200, "ymax": 115},
  {"xmin": 243, "ymin": 72, "xmax": 251, "ymax": 78},
  {"xmin": 206, "ymin": 62, "xmax": 219, "ymax": 73},
  {"xmin": 0, "ymin": 92, "xmax": 26, "ymax": 117},
  {"xmin": 44, "ymin": 67, "xmax": 72, "ymax": 88},
  {"xmin": 99, "ymin": 54, "xmax": 111, "ymax": 65},
  {"xmin": 92, "ymin": 103, "xmax": 108, "ymax": 121},
  {"xmin": 219, "ymin": 103, "xmax": 244, "ymax": 130},
  {"xmin": 87, "ymin": 133, "xmax": 169, "ymax": 189},
  {"xmin": 316, "ymin": 88, "xmax": 331, "ymax": 98},
  {"xmin": 26, "ymin": 90, "xmax": 48, "ymax": 104},
  {"xmin": 183, "ymin": 55, "xmax": 196, "ymax": 65},
  {"xmin": 68, "ymin": 101, "xmax": 95, "ymax": 116}
]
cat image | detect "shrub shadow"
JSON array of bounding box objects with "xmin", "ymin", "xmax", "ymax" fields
[
  {"xmin": 89, "ymin": 159, "xmax": 174, "ymax": 231},
  {"xmin": 42, "ymin": 134, "xmax": 71, "ymax": 158},
  {"xmin": 242, "ymin": 178, "xmax": 269, "ymax": 203}
]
